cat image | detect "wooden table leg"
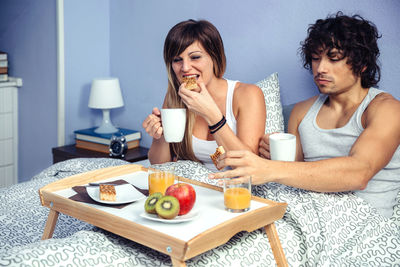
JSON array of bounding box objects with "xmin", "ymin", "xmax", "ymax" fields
[
  {"xmin": 171, "ymin": 257, "xmax": 186, "ymax": 267},
  {"xmin": 265, "ymin": 223, "xmax": 288, "ymax": 267},
  {"xmin": 42, "ymin": 209, "xmax": 60, "ymax": 240}
]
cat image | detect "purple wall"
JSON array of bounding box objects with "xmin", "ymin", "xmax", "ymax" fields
[
  {"xmin": 64, "ymin": 0, "xmax": 111, "ymax": 144},
  {"xmin": 0, "ymin": 1, "xmax": 57, "ymax": 182},
  {"xmin": 1, "ymin": 0, "xmax": 399, "ymax": 182},
  {"xmin": 110, "ymin": 0, "xmax": 400, "ymax": 149}
]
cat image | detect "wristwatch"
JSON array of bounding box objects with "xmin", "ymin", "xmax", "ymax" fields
[{"xmin": 109, "ymin": 134, "xmax": 127, "ymax": 158}]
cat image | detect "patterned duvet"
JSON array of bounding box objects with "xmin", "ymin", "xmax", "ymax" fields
[{"xmin": 1, "ymin": 158, "xmax": 399, "ymax": 266}]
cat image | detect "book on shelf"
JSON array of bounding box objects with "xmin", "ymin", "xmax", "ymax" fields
[
  {"xmin": 0, "ymin": 74, "xmax": 8, "ymax": 82},
  {"xmin": 0, "ymin": 67, "xmax": 7, "ymax": 74},
  {"xmin": 0, "ymin": 51, "xmax": 7, "ymax": 61},
  {"xmin": 74, "ymin": 127, "xmax": 141, "ymax": 145},
  {"xmin": 75, "ymin": 139, "xmax": 140, "ymax": 154},
  {"xmin": 0, "ymin": 52, "xmax": 9, "ymax": 80}
]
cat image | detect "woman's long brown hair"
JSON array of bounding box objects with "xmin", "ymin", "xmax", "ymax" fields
[{"xmin": 163, "ymin": 19, "xmax": 226, "ymax": 162}]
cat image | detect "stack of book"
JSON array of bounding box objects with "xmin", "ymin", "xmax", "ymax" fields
[
  {"xmin": 74, "ymin": 127, "xmax": 141, "ymax": 153},
  {"xmin": 0, "ymin": 51, "xmax": 8, "ymax": 82}
]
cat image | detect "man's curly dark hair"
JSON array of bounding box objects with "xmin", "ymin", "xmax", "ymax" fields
[{"xmin": 300, "ymin": 11, "xmax": 381, "ymax": 88}]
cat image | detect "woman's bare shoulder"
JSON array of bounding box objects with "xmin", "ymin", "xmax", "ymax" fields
[
  {"xmin": 236, "ymin": 82, "xmax": 263, "ymax": 94},
  {"xmin": 234, "ymin": 82, "xmax": 265, "ymax": 102}
]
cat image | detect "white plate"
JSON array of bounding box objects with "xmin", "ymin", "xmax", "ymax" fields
[
  {"xmin": 87, "ymin": 184, "xmax": 146, "ymax": 205},
  {"xmin": 140, "ymin": 209, "xmax": 199, "ymax": 223}
]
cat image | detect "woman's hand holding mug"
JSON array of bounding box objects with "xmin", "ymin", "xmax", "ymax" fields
[{"xmin": 142, "ymin": 107, "xmax": 163, "ymax": 139}]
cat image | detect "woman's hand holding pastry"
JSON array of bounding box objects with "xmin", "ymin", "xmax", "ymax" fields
[
  {"xmin": 178, "ymin": 82, "xmax": 221, "ymax": 124},
  {"xmin": 142, "ymin": 107, "xmax": 163, "ymax": 139}
]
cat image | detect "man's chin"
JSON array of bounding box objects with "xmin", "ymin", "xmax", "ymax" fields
[{"xmin": 316, "ymin": 85, "xmax": 325, "ymax": 93}]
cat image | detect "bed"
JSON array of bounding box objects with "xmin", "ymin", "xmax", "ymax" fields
[
  {"xmin": 1, "ymin": 73, "xmax": 400, "ymax": 266},
  {"xmin": 1, "ymin": 158, "xmax": 400, "ymax": 266}
]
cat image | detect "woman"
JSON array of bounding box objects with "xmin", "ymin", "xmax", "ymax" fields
[{"xmin": 142, "ymin": 19, "xmax": 266, "ymax": 170}]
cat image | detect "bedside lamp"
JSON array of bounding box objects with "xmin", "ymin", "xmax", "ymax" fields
[{"xmin": 88, "ymin": 77, "xmax": 124, "ymax": 134}]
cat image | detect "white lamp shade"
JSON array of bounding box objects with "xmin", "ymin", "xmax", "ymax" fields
[{"xmin": 88, "ymin": 78, "xmax": 124, "ymax": 109}]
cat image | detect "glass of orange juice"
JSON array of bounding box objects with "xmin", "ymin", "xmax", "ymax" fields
[
  {"xmin": 148, "ymin": 168, "xmax": 175, "ymax": 195},
  {"xmin": 223, "ymin": 176, "xmax": 251, "ymax": 212}
]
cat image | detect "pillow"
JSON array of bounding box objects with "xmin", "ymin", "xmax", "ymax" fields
[{"xmin": 255, "ymin": 72, "xmax": 284, "ymax": 133}]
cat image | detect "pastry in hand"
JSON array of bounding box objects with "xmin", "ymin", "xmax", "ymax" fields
[
  {"xmin": 99, "ymin": 184, "xmax": 116, "ymax": 201},
  {"xmin": 182, "ymin": 75, "xmax": 198, "ymax": 90},
  {"xmin": 210, "ymin": 146, "xmax": 226, "ymax": 170}
]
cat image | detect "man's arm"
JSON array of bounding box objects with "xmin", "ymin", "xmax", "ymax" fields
[
  {"xmin": 275, "ymin": 93, "xmax": 400, "ymax": 191},
  {"xmin": 211, "ymin": 94, "xmax": 400, "ymax": 193}
]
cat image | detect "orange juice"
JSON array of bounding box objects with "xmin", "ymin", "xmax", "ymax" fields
[
  {"xmin": 148, "ymin": 171, "xmax": 175, "ymax": 195},
  {"xmin": 224, "ymin": 187, "xmax": 251, "ymax": 210}
]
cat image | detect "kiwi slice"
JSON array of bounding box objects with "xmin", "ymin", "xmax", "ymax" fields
[
  {"xmin": 144, "ymin": 192, "xmax": 163, "ymax": 214},
  {"xmin": 155, "ymin": 196, "xmax": 180, "ymax": 219}
]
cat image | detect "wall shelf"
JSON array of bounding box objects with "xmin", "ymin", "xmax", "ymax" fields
[{"xmin": 0, "ymin": 77, "xmax": 22, "ymax": 187}]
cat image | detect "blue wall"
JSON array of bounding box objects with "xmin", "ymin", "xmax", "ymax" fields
[
  {"xmin": 1, "ymin": 0, "xmax": 399, "ymax": 182},
  {"xmin": 64, "ymin": 0, "xmax": 110, "ymax": 142},
  {"xmin": 108, "ymin": 0, "xmax": 400, "ymax": 151},
  {"xmin": 0, "ymin": 1, "xmax": 57, "ymax": 182}
]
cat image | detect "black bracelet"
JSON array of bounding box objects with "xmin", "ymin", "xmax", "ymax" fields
[
  {"xmin": 210, "ymin": 118, "xmax": 226, "ymax": 134},
  {"xmin": 208, "ymin": 115, "xmax": 226, "ymax": 130}
]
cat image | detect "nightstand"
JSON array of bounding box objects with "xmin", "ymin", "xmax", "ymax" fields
[{"xmin": 52, "ymin": 144, "xmax": 149, "ymax": 164}]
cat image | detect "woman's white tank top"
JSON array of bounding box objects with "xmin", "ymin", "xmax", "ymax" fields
[{"xmin": 192, "ymin": 79, "xmax": 238, "ymax": 171}]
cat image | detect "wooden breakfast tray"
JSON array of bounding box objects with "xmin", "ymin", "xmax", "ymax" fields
[{"xmin": 39, "ymin": 164, "xmax": 288, "ymax": 267}]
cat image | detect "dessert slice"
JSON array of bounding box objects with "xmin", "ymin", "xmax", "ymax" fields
[
  {"xmin": 99, "ymin": 184, "xmax": 116, "ymax": 201},
  {"xmin": 210, "ymin": 146, "xmax": 226, "ymax": 170},
  {"xmin": 182, "ymin": 75, "xmax": 198, "ymax": 90}
]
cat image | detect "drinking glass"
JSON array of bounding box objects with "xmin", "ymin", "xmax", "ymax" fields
[
  {"xmin": 148, "ymin": 168, "xmax": 175, "ymax": 195},
  {"xmin": 223, "ymin": 176, "xmax": 251, "ymax": 213}
]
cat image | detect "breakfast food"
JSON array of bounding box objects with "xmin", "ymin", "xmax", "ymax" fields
[
  {"xmin": 155, "ymin": 196, "xmax": 180, "ymax": 219},
  {"xmin": 210, "ymin": 146, "xmax": 225, "ymax": 170},
  {"xmin": 99, "ymin": 184, "xmax": 116, "ymax": 201},
  {"xmin": 148, "ymin": 170, "xmax": 175, "ymax": 195},
  {"xmin": 165, "ymin": 183, "xmax": 196, "ymax": 215},
  {"xmin": 144, "ymin": 192, "xmax": 163, "ymax": 214},
  {"xmin": 182, "ymin": 75, "xmax": 198, "ymax": 90}
]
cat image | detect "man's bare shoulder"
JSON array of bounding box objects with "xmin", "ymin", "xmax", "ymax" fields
[
  {"xmin": 371, "ymin": 92, "xmax": 400, "ymax": 105},
  {"xmin": 287, "ymin": 95, "xmax": 319, "ymax": 134},
  {"xmin": 365, "ymin": 92, "xmax": 400, "ymax": 127},
  {"xmin": 367, "ymin": 92, "xmax": 400, "ymax": 113},
  {"xmin": 292, "ymin": 95, "xmax": 319, "ymax": 119}
]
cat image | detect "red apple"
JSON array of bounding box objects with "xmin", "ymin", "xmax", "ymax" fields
[{"xmin": 165, "ymin": 183, "xmax": 196, "ymax": 215}]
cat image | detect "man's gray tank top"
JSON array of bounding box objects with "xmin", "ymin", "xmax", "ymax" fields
[{"xmin": 298, "ymin": 88, "xmax": 400, "ymax": 218}]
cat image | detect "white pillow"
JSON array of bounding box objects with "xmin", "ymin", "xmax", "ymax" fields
[{"xmin": 255, "ymin": 72, "xmax": 284, "ymax": 134}]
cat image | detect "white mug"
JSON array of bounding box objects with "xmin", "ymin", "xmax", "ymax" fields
[
  {"xmin": 161, "ymin": 108, "xmax": 186, "ymax": 143},
  {"xmin": 269, "ymin": 133, "xmax": 296, "ymax": 161}
]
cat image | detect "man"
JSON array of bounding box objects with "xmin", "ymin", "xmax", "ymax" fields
[{"xmin": 209, "ymin": 12, "xmax": 400, "ymax": 218}]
